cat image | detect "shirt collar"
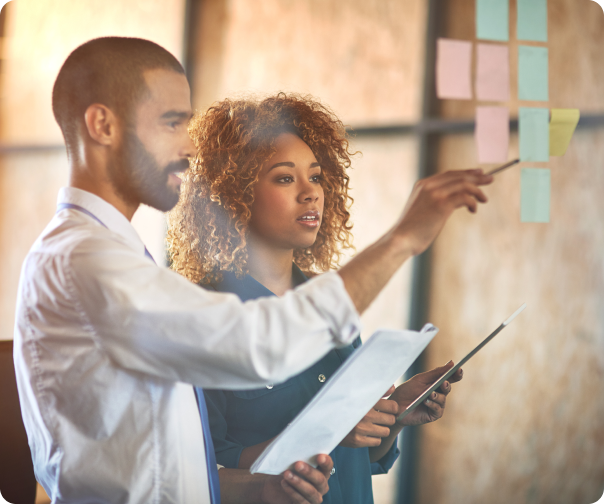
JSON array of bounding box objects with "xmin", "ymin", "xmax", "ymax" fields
[
  {"xmin": 211, "ymin": 264, "xmax": 309, "ymax": 301},
  {"xmin": 57, "ymin": 187, "xmax": 146, "ymax": 255}
]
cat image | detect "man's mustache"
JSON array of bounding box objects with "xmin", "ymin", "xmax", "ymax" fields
[{"xmin": 164, "ymin": 159, "xmax": 190, "ymax": 175}]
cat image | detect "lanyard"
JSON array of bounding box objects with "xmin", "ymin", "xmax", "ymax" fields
[{"xmin": 56, "ymin": 202, "xmax": 156, "ymax": 263}]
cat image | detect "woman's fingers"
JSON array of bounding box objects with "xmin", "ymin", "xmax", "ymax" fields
[{"xmin": 279, "ymin": 458, "xmax": 333, "ymax": 504}]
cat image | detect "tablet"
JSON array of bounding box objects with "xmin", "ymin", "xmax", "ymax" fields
[{"xmin": 395, "ymin": 303, "xmax": 526, "ymax": 423}]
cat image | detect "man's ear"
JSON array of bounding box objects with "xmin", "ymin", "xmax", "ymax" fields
[{"xmin": 84, "ymin": 104, "xmax": 120, "ymax": 146}]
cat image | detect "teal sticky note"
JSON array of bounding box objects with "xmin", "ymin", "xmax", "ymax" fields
[
  {"xmin": 517, "ymin": 0, "xmax": 548, "ymax": 42},
  {"xmin": 476, "ymin": 0, "xmax": 509, "ymax": 41},
  {"xmin": 519, "ymin": 107, "xmax": 549, "ymax": 161},
  {"xmin": 521, "ymin": 168, "xmax": 550, "ymax": 223},
  {"xmin": 518, "ymin": 46, "xmax": 548, "ymax": 101}
]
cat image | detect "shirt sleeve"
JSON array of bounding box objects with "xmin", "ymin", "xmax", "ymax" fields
[
  {"xmin": 64, "ymin": 233, "xmax": 361, "ymax": 389},
  {"xmin": 370, "ymin": 440, "xmax": 400, "ymax": 475},
  {"xmin": 201, "ymin": 388, "xmax": 244, "ymax": 469}
]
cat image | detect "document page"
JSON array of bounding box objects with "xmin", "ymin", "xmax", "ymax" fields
[{"xmin": 250, "ymin": 324, "xmax": 438, "ymax": 475}]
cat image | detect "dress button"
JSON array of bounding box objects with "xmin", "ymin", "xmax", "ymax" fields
[
  {"xmin": 318, "ymin": 374, "xmax": 326, "ymax": 383},
  {"xmin": 330, "ymin": 467, "xmax": 336, "ymax": 475},
  {"xmin": 266, "ymin": 384, "xmax": 273, "ymax": 390}
]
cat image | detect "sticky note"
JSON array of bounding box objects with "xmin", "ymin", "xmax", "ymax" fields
[
  {"xmin": 519, "ymin": 107, "xmax": 549, "ymax": 161},
  {"xmin": 475, "ymin": 106, "xmax": 509, "ymax": 163},
  {"xmin": 476, "ymin": 0, "xmax": 509, "ymax": 41},
  {"xmin": 517, "ymin": 0, "xmax": 548, "ymax": 42},
  {"xmin": 518, "ymin": 46, "xmax": 549, "ymax": 101},
  {"xmin": 476, "ymin": 43, "xmax": 510, "ymax": 102},
  {"xmin": 521, "ymin": 168, "xmax": 550, "ymax": 223},
  {"xmin": 550, "ymin": 109, "xmax": 580, "ymax": 156},
  {"xmin": 436, "ymin": 38, "xmax": 472, "ymax": 100}
]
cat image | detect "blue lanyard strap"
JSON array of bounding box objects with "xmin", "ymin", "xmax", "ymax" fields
[{"xmin": 56, "ymin": 202, "xmax": 156, "ymax": 263}]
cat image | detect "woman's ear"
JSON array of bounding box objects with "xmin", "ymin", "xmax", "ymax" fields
[{"xmin": 83, "ymin": 104, "xmax": 120, "ymax": 146}]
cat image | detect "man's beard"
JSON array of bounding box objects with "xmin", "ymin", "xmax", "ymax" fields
[{"xmin": 108, "ymin": 130, "xmax": 189, "ymax": 212}]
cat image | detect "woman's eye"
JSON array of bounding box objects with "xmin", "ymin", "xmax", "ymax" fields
[
  {"xmin": 277, "ymin": 176, "xmax": 294, "ymax": 183},
  {"xmin": 311, "ymin": 174, "xmax": 322, "ymax": 183}
]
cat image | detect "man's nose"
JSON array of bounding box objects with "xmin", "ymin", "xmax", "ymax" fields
[{"xmin": 181, "ymin": 132, "xmax": 196, "ymax": 159}]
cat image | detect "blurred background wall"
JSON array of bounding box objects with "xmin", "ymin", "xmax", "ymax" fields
[{"xmin": 0, "ymin": 1, "xmax": 602, "ymax": 503}]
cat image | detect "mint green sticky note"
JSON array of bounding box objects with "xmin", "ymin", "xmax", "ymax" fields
[
  {"xmin": 517, "ymin": 0, "xmax": 548, "ymax": 42},
  {"xmin": 519, "ymin": 107, "xmax": 549, "ymax": 161},
  {"xmin": 521, "ymin": 168, "xmax": 550, "ymax": 223},
  {"xmin": 518, "ymin": 46, "xmax": 548, "ymax": 101},
  {"xmin": 476, "ymin": 0, "xmax": 509, "ymax": 41}
]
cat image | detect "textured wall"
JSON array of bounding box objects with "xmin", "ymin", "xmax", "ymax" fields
[
  {"xmin": 416, "ymin": 1, "xmax": 604, "ymax": 502},
  {"xmin": 191, "ymin": 0, "xmax": 427, "ymax": 126}
]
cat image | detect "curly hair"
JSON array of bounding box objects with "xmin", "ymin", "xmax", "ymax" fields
[{"xmin": 167, "ymin": 93, "xmax": 355, "ymax": 284}]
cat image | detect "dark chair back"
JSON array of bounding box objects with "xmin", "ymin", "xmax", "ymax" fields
[{"xmin": 0, "ymin": 340, "xmax": 36, "ymax": 504}]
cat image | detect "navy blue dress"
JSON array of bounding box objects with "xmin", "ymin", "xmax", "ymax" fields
[{"xmin": 198, "ymin": 265, "xmax": 399, "ymax": 504}]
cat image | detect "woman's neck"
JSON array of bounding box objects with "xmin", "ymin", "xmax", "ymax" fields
[{"xmin": 246, "ymin": 235, "xmax": 294, "ymax": 297}]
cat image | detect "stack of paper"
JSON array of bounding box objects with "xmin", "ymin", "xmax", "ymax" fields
[{"xmin": 250, "ymin": 325, "xmax": 438, "ymax": 475}]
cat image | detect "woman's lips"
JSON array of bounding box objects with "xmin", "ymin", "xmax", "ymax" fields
[{"xmin": 297, "ymin": 211, "xmax": 320, "ymax": 228}]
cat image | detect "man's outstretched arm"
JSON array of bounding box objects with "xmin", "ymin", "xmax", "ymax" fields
[{"xmin": 339, "ymin": 169, "xmax": 492, "ymax": 314}]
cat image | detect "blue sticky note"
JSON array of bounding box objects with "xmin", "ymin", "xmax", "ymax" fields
[
  {"xmin": 521, "ymin": 168, "xmax": 550, "ymax": 223},
  {"xmin": 518, "ymin": 46, "xmax": 549, "ymax": 101},
  {"xmin": 519, "ymin": 107, "xmax": 549, "ymax": 161},
  {"xmin": 517, "ymin": 0, "xmax": 548, "ymax": 42},
  {"xmin": 476, "ymin": 0, "xmax": 509, "ymax": 41}
]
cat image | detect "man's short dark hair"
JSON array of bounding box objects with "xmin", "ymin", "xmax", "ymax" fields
[{"xmin": 52, "ymin": 37, "xmax": 185, "ymax": 149}]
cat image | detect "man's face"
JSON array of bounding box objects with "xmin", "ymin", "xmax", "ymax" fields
[{"xmin": 108, "ymin": 68, "xmax": 194, "ymax": 212}]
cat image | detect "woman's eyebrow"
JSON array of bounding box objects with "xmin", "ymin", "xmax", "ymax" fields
[
  {"xmin": 268, "ymin": 161, "xmax": 295, "ymax": 171},
  {"xmin": 268, "ymin": 161, "xmax": 321, "ymax": 171}
]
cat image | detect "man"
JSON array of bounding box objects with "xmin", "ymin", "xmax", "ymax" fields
[{"xmin": 14, "ymin": 37, "xmax": 492, "ymax": 503}]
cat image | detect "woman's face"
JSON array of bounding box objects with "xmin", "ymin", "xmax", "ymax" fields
[{"xmin": 248, "ymin": 132, "xmax": 324, "ymax": 252}]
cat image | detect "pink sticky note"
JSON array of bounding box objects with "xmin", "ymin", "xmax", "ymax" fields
[
  {"xmin": 436, "ymin": 38, "xmax": 472, "ymax": 100},
  {"xmin": 476, "ymin": 43, "xmax": 510, "ymax": 102},
  {"xmin": 475, "ymin": 106, "xmax": 509, "ymax": 163}
]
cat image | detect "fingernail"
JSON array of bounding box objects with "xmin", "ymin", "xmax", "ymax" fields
[
  {"xmin": 432, "ymin": 392, "xmax": 437, "ymax": 399},
  {"xmin": 444, "ymin": 381, "xmax": 449, "ymax": 389},
  {"xmin": 285, "ymin": 471, "xmax": 294, "ymax": 480},
  {"xmin": 446, "ymin": 360, "xmax": 453, "ymax": 365},
  {"xmin": 459, "ymin": 369, "xmax": 463, "ymax": 376}
]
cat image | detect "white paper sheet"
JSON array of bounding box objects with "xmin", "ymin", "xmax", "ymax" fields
[{"xmin": 250, "ymin": 324, "xmax": 438, "ymax": 475}]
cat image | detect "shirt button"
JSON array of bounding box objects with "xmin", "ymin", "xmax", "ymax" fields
[
  {"xmin": 330, "ymin": 467, "xmax": 336, "ymax": 475},
  {"xmin": 266, "ymin": 384, "xmax": 273, "ymax": 390},
  {"xmin": 318, "ymin": 374, "xmax": 326, "ymax": 383}
]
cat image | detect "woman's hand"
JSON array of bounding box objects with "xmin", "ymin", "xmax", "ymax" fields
[
  {"xmin": 340, "ymin": 386, "xmax": 398, "ymax": 448},
  {"xmin": 260, "ymin": 455, "xmax": 333, "ymax": 504},
  {"xmin": 389, "ymin": 361, "xmax": 463, "ymax": 427}
]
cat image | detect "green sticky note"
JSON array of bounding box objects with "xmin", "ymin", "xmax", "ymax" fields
[
  {"xmin": 476, "ymin": 0, "xmax": 509, "ymax": 41},
  {"xmin": 518, "ymin": 46, "xmax": 549, "ymax": 101},
  {"xmin": 521, "ymin": 168, "xmax": 550, "ymax": 223},
  {"xmin": 519, "ymin": 107, "xmax": 549, "ymax": 161},
  {"xmin": 517, "ymin": 0, "xmax": 548, "ymax": 42}
]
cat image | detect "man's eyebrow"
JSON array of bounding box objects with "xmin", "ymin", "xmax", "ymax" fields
[
  {"xmin": 268, "ymin": 161, "xmax": 321, "ymax": 171},
  {"xmin": 160, "ymin": 110, "xmax": 194, "ymax": 121}
]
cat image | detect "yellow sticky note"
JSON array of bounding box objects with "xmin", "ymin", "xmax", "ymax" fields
[{"xmin": 549, "ymin": 109, "xmax": 580, "ymax": 156}]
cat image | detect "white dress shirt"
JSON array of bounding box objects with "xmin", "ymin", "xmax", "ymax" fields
[{"xmin": 13, "ymin": 187, "xmax": 360, "ymax": 504}]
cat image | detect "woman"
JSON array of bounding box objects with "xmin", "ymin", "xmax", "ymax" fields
[{"xmin": 168, "ymin": 94, "xmax": 460, "ymax": 503}]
